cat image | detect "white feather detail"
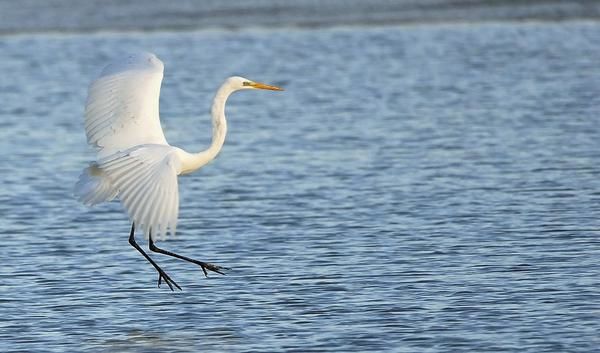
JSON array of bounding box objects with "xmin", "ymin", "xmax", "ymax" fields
[
  {"xmin": 84, "ymin": 52, "xmax": 168, "ymax": 159},
  {"xmin": 74, "ymin": 163, "xmax": 118, "ymax": 206},
  {"xmin": 99, "ymin": 145, "xmax": 181, "ymax": 240}
]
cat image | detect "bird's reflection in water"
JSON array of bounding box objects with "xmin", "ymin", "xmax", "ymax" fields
[{"xmin": 93, "ymin": 327, "xmax": 240, "ymax": 352}]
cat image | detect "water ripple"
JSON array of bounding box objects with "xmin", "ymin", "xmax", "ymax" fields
[{"xmin": 1, "ymin": 22, "xmax": 600, "ymax": 353}]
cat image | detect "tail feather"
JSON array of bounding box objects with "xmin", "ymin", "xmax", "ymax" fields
[{"xmin": 74, "ymin": 163, "xmax": 118, "ymax": 206}]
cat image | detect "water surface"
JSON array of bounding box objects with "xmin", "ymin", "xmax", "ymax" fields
[{"xmin": 1, "ymin": 22, "xmax": 600, "ymax": 352}]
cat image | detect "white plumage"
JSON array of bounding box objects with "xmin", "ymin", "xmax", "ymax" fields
[
  {"xmin": 75, "ymin": 52, "xmax": 283, "ymax": 242},
  {"xmin": 85, "ymin": 52, "xmax": 167, "ymax": 158},
  {"xmin": 76, "ymin": 53, "xmax": 175, "ymax": 239},
  {"xmin": 97, "ymin": 145, "xmax": 181, "ymax": 239}
]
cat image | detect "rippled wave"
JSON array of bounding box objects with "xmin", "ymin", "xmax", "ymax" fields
[{"xmin": 1, "ymin": 22, "xmax": 599, "ymax": 352}]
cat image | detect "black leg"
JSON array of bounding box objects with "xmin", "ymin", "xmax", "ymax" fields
[
  {"xmin": 149, "ymin": 236, "xmax": 227, "ymax": 277},
  {"xmin": 128, "ymin": 223, "xmax": 181, "ymax": 291}
]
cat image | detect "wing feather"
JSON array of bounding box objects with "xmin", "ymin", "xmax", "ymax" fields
[
  {"xmin": 85, "ymin": 52, "xmax": 168, "ymax": 159},
  {"xmin": 99, "ymin": 145, "xmax": 181, "ymax": 240},
  {"xmin": 79, "ymin": 53, "xmax": 187, "ymax": 239}
]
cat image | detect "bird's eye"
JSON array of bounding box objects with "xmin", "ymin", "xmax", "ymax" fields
[{"xmin": 243, "ymin": 81, "xmax": 251, "ymax": 86}]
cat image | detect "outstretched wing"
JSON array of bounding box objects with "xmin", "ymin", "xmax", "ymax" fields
[
  {"xmin": 85, "ymin": 52, "xmax": 168, "ymax": 158},
  {"xmin": 99, "ymin": 144, "xmax": 181, "ymax": 240}
]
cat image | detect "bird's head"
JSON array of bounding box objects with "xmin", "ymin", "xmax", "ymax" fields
[{"xmin": 227, "ymin": 76, "xmax": 284, "ymax": 91}]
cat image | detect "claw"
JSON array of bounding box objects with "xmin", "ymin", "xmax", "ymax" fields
[
  {"xmin": 202, "ymin": 263, "xmax": 228, "ymax": 276},
  {"xmin": 155, "ymin": 269, "xmax": 181, "ymax": 291}
]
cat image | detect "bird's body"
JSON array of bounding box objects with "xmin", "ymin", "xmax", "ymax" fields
[{"xmin": 75, "ymin": 52, "xmax": 282, "ymax": 290}]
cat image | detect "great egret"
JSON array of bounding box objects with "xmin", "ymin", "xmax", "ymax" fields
[{"xmin": 75, "ymin": 52, "xmax": 282, "ymax": 290}]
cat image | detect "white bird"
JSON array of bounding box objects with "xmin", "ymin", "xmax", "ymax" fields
[{"xmin": 75, "ymin": 52, "xmax": 283, "ymax": 290}]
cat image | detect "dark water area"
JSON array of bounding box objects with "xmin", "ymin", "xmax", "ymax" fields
[
  {"xmin": 1, "ymin": 21, "xmax": 599, "ymax": 352},
  {"xmin": 1, "ymin": 0, "xmax": 600, "ymax": 34}
]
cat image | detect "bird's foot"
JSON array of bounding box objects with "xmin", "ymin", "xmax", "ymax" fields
[
  {"xmin": 156, "ymin": 269, "xmax": 182, "ymax": 291},
  {"xmin": 196, "ymin": 261, "xmax": 228, "ymax": 277},
  {"xmin": 147, "ymin": 237, "xmax": 228, "ymax": 279}
]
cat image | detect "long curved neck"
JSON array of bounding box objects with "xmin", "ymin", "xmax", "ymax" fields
[
  {"xmin": 182, "ymin": 82, "xmax": 232, "ymax": 174},
  {"xmin": 206, "ymin": 84, "xmax": 230, "ymax": 160}
]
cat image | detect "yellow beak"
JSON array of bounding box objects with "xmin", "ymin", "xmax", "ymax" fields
[{"xmin": 248, "ymin": 81, "xmax": 284, "ymax": 91}]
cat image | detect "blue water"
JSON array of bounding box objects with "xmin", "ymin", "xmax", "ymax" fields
[{"xmin": 1, "ymin": 22, "xmax": 600, "ymax": 352}]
